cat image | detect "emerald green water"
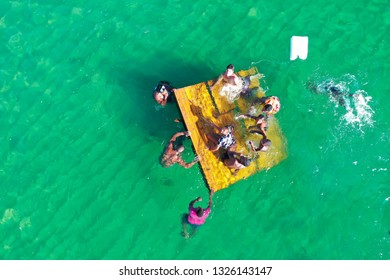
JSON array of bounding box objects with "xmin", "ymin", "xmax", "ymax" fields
[{"xmin": 1, "ymin": 0, "xmax": 389, "ymax": 259}]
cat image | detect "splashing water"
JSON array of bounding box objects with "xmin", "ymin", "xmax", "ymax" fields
[
  {"xmin": 310, "ymin": 75, "xmax": 375, "ymax": 131},
  {"xmin": 342, "ymin": 90, "xmax": 375, "ymax": 130}
]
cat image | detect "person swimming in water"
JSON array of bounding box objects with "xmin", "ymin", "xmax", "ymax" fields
[
  {"xmin": 307, "ymin": 81, "xmax": 354, "ymax": 108},
  {"xmin": 161, "ymin": 131, "xmax": 199, "ymax": 168},
  {"xmin": 182, "ymin": 190, "xmax": 213, "ymax": 239},
  {"xmin": 153, "ymin": 81, "xmax": 176, "ymax": 106}
]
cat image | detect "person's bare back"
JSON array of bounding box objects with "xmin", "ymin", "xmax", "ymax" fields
[{"xmin": 161, "ymin": 131, "xmax": 199, "ymax": 168}]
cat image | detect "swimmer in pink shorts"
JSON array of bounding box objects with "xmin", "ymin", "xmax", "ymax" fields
[{"xmin": 182, "ymin": 190, "xmax": 214, "ymax": 238}]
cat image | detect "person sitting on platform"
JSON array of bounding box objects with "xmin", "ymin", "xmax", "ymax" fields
[
  {"xmin": 153, "ymin": 81, "xmax": 176, "ymax": 106},
  {"xmin": 182, "ymin": 190, "xmax": 214, "ymax": 239},
  {"xmin": 253, "ymin": 96, "xmax": 281, "ymax": 115},
  {"xmin": 161, "ymin": 131, "xmax": 199, "ymax": 168},
  {"xmin": 209, "ymin": 64, "xmax": 250, "ymax": 103},
  {"xmin": 210, "ymin": 64, "xmax": 244, "ymax": 89},
  {"xmin": 223, "ymin": 150, "xmax": 252, "ymax": 173},
  {"xmin": 236, "ymin": 113, "xmax": 268, "ymax": 138},
  {"xmin": 206, "ymin": 124, "xmax": 237, "ymax": 152},
  {"xmin": 248, "ymin": 134, "xmax": 271, "ymax": 152}
]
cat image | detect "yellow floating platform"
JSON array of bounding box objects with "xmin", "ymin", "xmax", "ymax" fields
[{"xmin": 175, "ymin": 67, "xmax": 287, "ymax": 192}]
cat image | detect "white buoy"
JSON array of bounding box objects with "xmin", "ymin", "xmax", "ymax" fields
[{"xmin": 290, "ymin": 36, "xmax": 308, "ymax": 60}]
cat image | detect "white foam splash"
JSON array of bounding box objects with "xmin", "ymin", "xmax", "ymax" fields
[
  {"xmin": 314, "ymin": 76, "xmax": 375, "ymax": 131},
  {"xmin": 341, "ymin": 90, "xmax": 375, "ymax": 130},
  {"xmin": 219, "ymin": 84, "xmax": 243, "ymax": 103}
]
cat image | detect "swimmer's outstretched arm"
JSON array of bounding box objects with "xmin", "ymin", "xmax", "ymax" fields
[
  {"xmin": 169, "ymin": 131, "xmax": 190, "ymax": 142},
  {"xmin": 177, "ymin": 155, "xmax": 199, "ymax": 169},
  {"xmin": 189, "ymin": 197, "xmax": 202, "ymax": 208},
  {"xmin": 207, "ymin": 190, "xmax": 214, "ymax": 208}
]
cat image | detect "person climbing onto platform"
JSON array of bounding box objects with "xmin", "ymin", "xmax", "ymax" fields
[
  {"xmin": 248, "ymin": 134, "xmax": 271, "ymax": 153},
  {"xmin": 222, "ymin": 150, "xmax": 252, "ymax": 174},
  {"xmin": 236, "ymin": 113, "xmax": 268, "ymax": 138},
  {"xmin": 161, "ymin": 131, "xmax": 199, "ymax": 168},
  {"xmin": 182, "ymin": 190, "xmax": 214, "ymax": 239},
  {"xmin": 153, "ymin": 81, "xmax": 176, "ymax": 106},
  {"xmin": 206, "ymin": 124, "xmax": 237, "ymax": 152},
  {"xmin": 209, "ymin": 64, "xmax": 250, "ymax": 103},
  {"xmin": 253, "ymin": 96, "xmax": 281, "ymax": 115}
]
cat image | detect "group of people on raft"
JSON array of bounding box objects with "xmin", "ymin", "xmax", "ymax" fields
[{"xmin": 153, "ymin": 64, "xmax": 280, "ymax": 238}]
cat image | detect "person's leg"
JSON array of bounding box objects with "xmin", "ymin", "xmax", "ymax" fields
[
  {"xmin": 181, "ymin": 214, "xmax": 190, "ymax": 238},
  {"xmin": 189, "ymin": 226, "xmax": 198, "ymax": 238},
  {"xmin": 248, "ymin": 141, "xmax": 258, "ymax": 152}
]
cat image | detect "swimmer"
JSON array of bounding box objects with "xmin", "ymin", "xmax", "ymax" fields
[
  {"xmin": 182, "ymin": 190, "xmax": 214, "ymax": 239},
  {"xmin": 307, "ymin": 81, "xmax": 353, "ymax": 108},
  {"xmin": 161, "ymin": 131, "xmax": 199, "ymax": 168},
  {"xmin": 153, "ymin": 81, "xmax": 176, "ymax": 106}
]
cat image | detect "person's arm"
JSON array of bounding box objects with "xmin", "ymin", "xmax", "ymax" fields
[
  {"xmin": 208, "ymin": 190, "xmax": 214, "ymax": 208},
  {"xmin": 176, "ymin": 156, "xmax": 199, "ymax": 169},
  {"xmin": 259, "ymin": 121, "xmax": 267, "ymax": 137},
  {"xmin": 236, "ymin": 113, "xmax": 256, "ymax": 120},
  {"xmin": 189, "ymin": 197, "xmax": 201, "ymax": 208},
  {"xmin": 169, "ymin": 131, "xmax": 189, "ymax": 143},
  {"xmin": 233, "ymin": 74, "xmax": 242, "ymax": 86},
  {"xmin": 165, "ymin": 132, "xmax": 185, "ymax": 152},
  {"xmin": 182, "ymin": 220, "xmax": 189, "ymax": 239},
  {"xmin": 209, "ymin": 74, "xmax": 224, "ymax": 91},
  {"xmin": 201, "ymin": 190, "xmax": 214, "ymax": 217},
  {"xmin": 248, "ymin": 140, "xmax": 260, "ymax": 152}
]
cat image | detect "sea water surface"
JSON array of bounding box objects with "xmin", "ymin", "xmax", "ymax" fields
[{"xmin": 1, "ymin": 0, "xmax": 389, "ymax": 259}]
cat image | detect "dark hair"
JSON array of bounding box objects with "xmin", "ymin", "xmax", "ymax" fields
[
  {"xmin": 154, "ymin": 81, "xmax": 171, "ymax": 93},
  {"xmin": 176, "ymin": 145, "xmax": 184, "ymax": 153},
  {"xmin": 196, "ymin": 207, "xmax": 204, "ymax": 217},
  {"xmin": 261, "ymin": 139, "xmax": 271, "ymax": 146},
  {"xmin": 226, "ymin": 64, "xmax": 234, "ymax": 70},
  {"xmin": 257, "ymin": 114, "xmax": 265, "ymax": 120},
  {"xmin": 263, "ymin": 104, "xmax": 273, "ymax": 112},
  {"xmin": 238, "ymin": 156, "xmax": 251, "ymax": 167}
]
